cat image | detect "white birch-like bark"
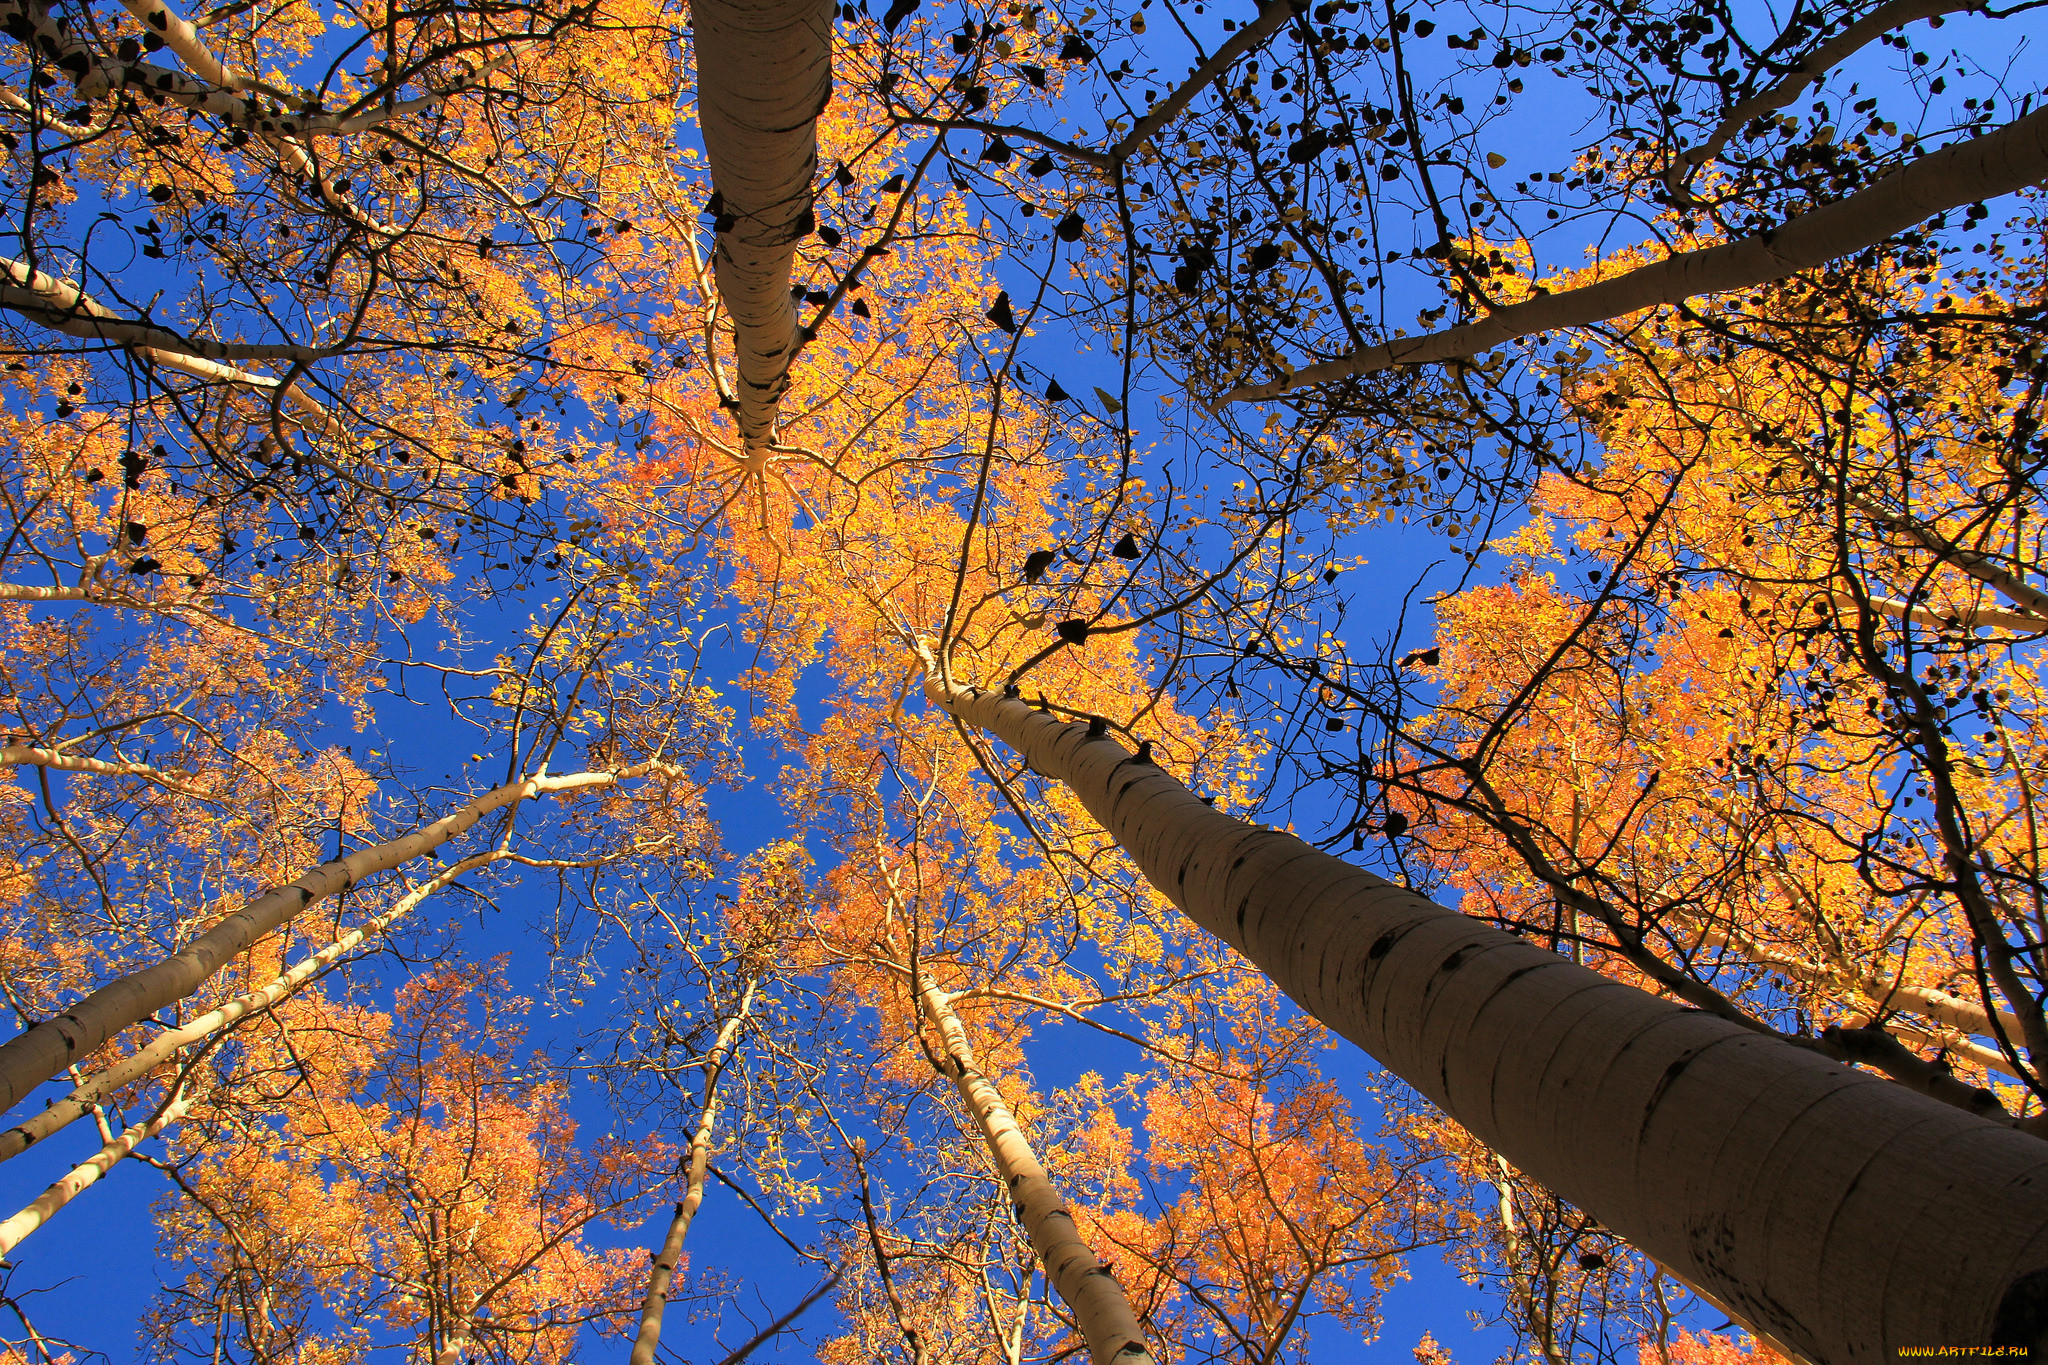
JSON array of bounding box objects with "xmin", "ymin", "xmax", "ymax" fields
[
  {"xmin": 1663, "ymin": 0, "xmax": 1985, "ymax": 201},
  {"xmin": 911, "ymin": 972, "xmax": 1158, "ymax": 1365},
  {"xmin": 691, "ymin": 0, "xmax": 834, "ymax": 450},
  {"xmin": 0, "ymin": 851, "xmax": 499, "ymax": 1163},
  {"xmin": 0, "ymin": 258, "xmax": 330, "ymax": 363},
  {"xmin": 628, "ymin": 977, "xmax": 759, "ymax": 1365},
  {"xmin": 0, "ymin": 584, "xmax": 93, "ymax": 602},
  {"xmin": 0, "ymin": 744, "xmax": 211, "ymax": 797},
  {"xmin": 1779, "ymin": 449, "xmax": 2048, "ymax": 622},
  {"xmin": 1224, "ymin": 108, "xmax": 2048, "ymax": 400},
  {"xmin": 928, "ymin": 679, "xmax": 2048, "ymax": 1362},
  {"xmin": 111, "ymin": 0, "xmax": 402, "ymax": 237},
  {"xmin": 0, "ymin": 0, "xmax": 405, "ymax": 238},
  {"xmin": 0, "ymin": 259, "xmax": 347, "ymax": 438},
  {"xmin": 0, "ymin": 762, "xmax": 680, "ymax": 1114},
  {"xmin": 1649, "ymin": 879, "xmax": 2023, "ymax": 1069},
  {"xmin": 1104, "ymin": 0, "xmax": 1295, "ymax": 167},
  {"xmin": 0, "ymin": 1082, "xmax": 194, "ymax": 1255},
  {"xmin": 1829, "ymin": 590, "xmax": 2045, "ymax": 634}
]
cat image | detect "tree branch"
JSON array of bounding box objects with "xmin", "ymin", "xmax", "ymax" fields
[{"xmin": 1225, "ymin": 107, "xmax": 2048, "ymax": 399}]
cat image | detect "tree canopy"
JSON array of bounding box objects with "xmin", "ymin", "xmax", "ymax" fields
[{"xmin": 0, "ymin": 0, "xmax": 2042, "ymax": 1358}]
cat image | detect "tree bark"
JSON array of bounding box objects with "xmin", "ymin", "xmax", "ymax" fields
[
  {"xmin": 1662, "ymin": 0, "xmax": 1984, "ymax": 202},
  {"xmin": 0, "ymin": 258, "xmax": 348, "ymax": 437},
  {"xmin": 0, "ymin": 763, "xmax": 678, "ymax": 1114},
  {"xmin": 0, "ymin": 1083, "xmax": 195, "ymax": 1256},
  {"xmin": 927, "ymin": 679, "xmax": 2048, "ymax": 1363},
  {"xmin": 1224, "ymin": 107, "xmax": 2048, "ymax": 400},
  {"xmin": 692, "ymin": 0, "xmax": 834, "ymax": 451},
  {"xmin": 0, "ymin": 851, "xmax": 499, "ymax": 1164},
  {"xmin": 628, "ymin": 976, "xmax": 759, "ymax": 1365},
  {"xmin": 911, "ymin": 970, "xmax": 1158, "ymax": 1365}
]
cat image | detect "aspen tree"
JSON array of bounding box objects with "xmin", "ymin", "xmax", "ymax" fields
[
  {"xmin": 0, "ymin": 1079, "xmax": 196, "ymax": 1256},
  {"xmin": 0, "ymin": 762, "xmax": 690, "ymax": 1111},
  {"xmin": 925, "ymin": 677, "xmax": 2048, "ymax": 1363},
  {"xmin": 910, "ymin": 966, "xmax": 1159, "ymax": 1365},
  {"xmin": 691, "ymin": 0, "xmax": 835, "ymax": 454},
  {"xmin": 1223, "ymin": 109, "xmax": 2048, "ymax": 400},
  {"xmin": 0, "ymin": 849, "xmax": 501, "ymax": 1164},
  {"xmin": 629, "ymin": 975, "xmax": 760, "ymax": 1365}
]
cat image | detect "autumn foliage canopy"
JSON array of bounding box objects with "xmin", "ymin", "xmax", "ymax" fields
[{"xmin": 0, "ymin": 0, "xmax": 2041, "ymax": 1358}]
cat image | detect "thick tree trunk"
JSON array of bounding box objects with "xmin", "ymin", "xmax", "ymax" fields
[
  {"xmin": 911, "ymin": 970, "xmax": 1158, "ymax": 1365},
  {"xmin": 1224, "ymin": 108, "xmax": 2048, "ymax": 400},
  {"xmin": 927, "ymin": 680, "xmax": 2048, "ymax": 1363},
  {"xmin": 691, "ymin": 0, "xmax": 833, "ymax": 450},
  {"xmin": 0, "ymin": 763, "xmax": 678, "ymax": 1114},
  {"xmin": 628, "ymin": 976, "xmax": 759, "ymax": 1365}
]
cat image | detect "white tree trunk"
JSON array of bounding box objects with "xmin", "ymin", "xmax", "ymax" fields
[
  {"xmin": 628, "ymin": 977, "xmax": 759, "ymax": 1365},
  {"xmin": 692, "ymin": 0, "xmax": 834, "ymax": 451},
  {"xmin": 928, "ymin": 679, "xmax": 2048, "ymax": 1362},
  {"xmin": 0, "ymin": 851, "xmax": 501, "ymax": 1164},
  {"xmin": 0, "ymin": 763, "xmax": 680, "ymax": 1113},
  {"xmin": 0, "ymin": 1083, "xmax": 195, "ymax": 1255},
  {"xmin": 1225, "ymin": 108, "xmax": 2048, "ymax": 400},
  {"xmin": 911, "ymin": 971, "xmax": 1158, "ymax": 1365}
]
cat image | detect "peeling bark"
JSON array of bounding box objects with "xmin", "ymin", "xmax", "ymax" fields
[{"xmin": 930, "ymin": 679, "xmax": 2048, "ymax": 1362}]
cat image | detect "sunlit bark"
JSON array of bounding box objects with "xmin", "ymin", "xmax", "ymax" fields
[
  {"xmin": 929, "ymin": 678, "xmax": 2048, "ymax": 1362},
  {"xmin": 910, "ymin": 969, "xmax": 1159, "ymax": 1365},
  {"xmin": 692, "ymin": 0, "xmax": 834, "ymax": 451},
  {"xmin": 0, "ymin": 259, "xmax": 348, "ymax": 438},
  {"xmin": 1662, "ymin": 0, "xmax": 1986, "ymax": 202},
  {"xmin": 0, "ymin": 851, "xmax": 501, "ymax": 1163},
  {"xmin": 628, "ymin": 976, "xmax": 759, "ymax": 1365},
  {"xmin": 1225, "ymin": 109, "xmax": 2048, "ymax": 400},
  {"xmin": 0, "ymin": 763, "xmax": 683, "ymax": 1112},
  {"xmin": 0, "ymin": 1081, "xmax": 195, "ymax": 1256}
]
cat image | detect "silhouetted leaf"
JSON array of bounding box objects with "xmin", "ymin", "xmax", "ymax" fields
[{"xmin": 985, "ymin": 290, "xmax": 1017, "ymax": 331}]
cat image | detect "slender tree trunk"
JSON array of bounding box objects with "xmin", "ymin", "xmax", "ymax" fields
[
  {"xmin": 0, "ymin": 763, "xmax": 678, "ymax": 1113},
  {"xmin": 628, "ymin": 976, "xmax": 760, "ymax": 1365},
  {"xmin": 1662, "ymin": 0, "xmax": 1984, "ymax": 200},
  {"xmin": 927, "ymin": 679, "xmax": 2048, "ymax": 1362},
  {"xmin": 1830, "ymin": 591, "xmax": 2043, "ymax": 635},
  {"xmin": 0, "ymin": 585, "xmax": 92, "ymax": 602},
  {"xmin": 0, "ymin": 851, "xmax": 500, "ymax": 1164},
  {"xmin": 911, "ymin": 970, "xmax": 1158, "ymax": 1365},
  {"xmin": 691, "ymin": 0, "xmax": 833, "ymax": 451},
  {"xmin": 0, "ymin": 744, "xmax": 210, "ymax": 797},
  {"xmin": 1224, "ymin": 107, "xmax": 2048, "ymax": 400},
  {"xmin": 0, "ymin": 1082, "xmax": 195, "ymax": 1255}
]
